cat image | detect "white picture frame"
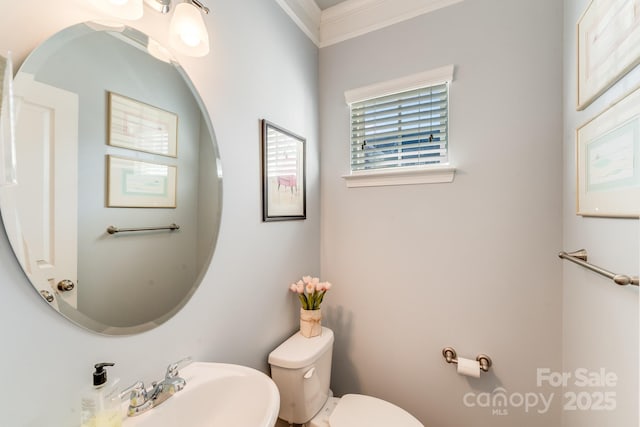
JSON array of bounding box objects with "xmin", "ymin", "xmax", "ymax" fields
[
  {"xmin": 576, "ymin": 0, "xmax": 640, "ymax": 110},
  {"xmin": 576, "ymin": 87, "xmax": 640, "ymax": 218}
]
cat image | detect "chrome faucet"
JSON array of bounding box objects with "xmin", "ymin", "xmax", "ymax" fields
[{"xmin": 121, "ymin": 357, "xmax": 192, "ymax": 417}]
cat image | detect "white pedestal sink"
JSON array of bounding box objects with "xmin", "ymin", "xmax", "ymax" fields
[{"xmin": 123, "ymin": 362, "xmax": 280, "ymax": 427}]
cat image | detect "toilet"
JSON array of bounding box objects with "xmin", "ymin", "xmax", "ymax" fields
[{"xmin": 268, "ymin": 327, "xmax": 423, "ymax": 427}]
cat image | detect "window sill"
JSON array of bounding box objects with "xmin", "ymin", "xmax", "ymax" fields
[{"xmin": 342, "ymin": 165, "xmax": 456, "ymax": 188}]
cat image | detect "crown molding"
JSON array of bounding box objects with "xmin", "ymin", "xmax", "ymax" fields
[
  {"xmin": 276, "ymin": 0, "xmax": 463, "ymax": 48},
  {"xmin": 275, "ymin": 0, "xmax": 322, "ymax": 45}
]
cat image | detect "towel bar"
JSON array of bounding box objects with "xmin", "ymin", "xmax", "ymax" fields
[
  {"xmin": 107, "ymin": 223, "xmax": 180, "ymax": 235},
  {"xmin": 559, "ymin": 249, "xmax": 638, "ymax": 287}
]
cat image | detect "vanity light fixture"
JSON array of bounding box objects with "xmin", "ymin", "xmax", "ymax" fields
[
  {"xmin": 168, "ymin": 1, "xmax": 210, "ymax": 57},
  {"xmin": 93, "ymin": 0, "xmax": 211, "ymax": 57},
  {"xmin": 145, "ymin": 0, "xmax": 211, "ymax": 57},
  {"xmin": 144, "ymin": 0, "xmax": 171, "ymax": 13}
]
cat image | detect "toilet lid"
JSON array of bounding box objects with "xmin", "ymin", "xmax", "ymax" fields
[{"xmin": 330, "ymin": 394, "xmax": 423, "ymax": 427}]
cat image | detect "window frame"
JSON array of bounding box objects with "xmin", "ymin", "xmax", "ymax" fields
[{"xmin": 343, "ymin": 65, "xmax": 456, "ymax": 188}]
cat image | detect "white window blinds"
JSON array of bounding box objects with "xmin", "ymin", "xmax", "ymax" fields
[{"xmin": 349, "ymin": 82, "xmax": 449, "ymax": 172}]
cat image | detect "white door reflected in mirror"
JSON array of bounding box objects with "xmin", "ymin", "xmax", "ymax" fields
[{"xmin": 13, "ymin": 73, "xmax": 78, "ymax": 309}]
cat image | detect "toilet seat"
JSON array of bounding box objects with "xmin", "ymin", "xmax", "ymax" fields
[{"xmin": 329, "ymin": 394, "xmax": 423, "ymax": 427}]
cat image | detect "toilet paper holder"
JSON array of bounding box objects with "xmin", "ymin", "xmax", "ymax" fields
[{"xmin": 442, "ymin": 347, "xmax": 492, "ymax": 373}]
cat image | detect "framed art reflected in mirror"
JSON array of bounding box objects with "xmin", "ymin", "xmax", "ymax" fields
[
  {"xmin": 261, "ymin": 119, "xmax": 306, "ymax": 221},
  {"xmin": 577, "ymin": 0, "xmax": 640, "ymax": 110},
  {"xmin": 577, "ymin": 86, "xmax": 640, "ymax": 218},
  {"xmin": 108, "ymin": 92, "xmax": 178, "ymax": 157},
  {"xmin": 107, "ymin": 155, "xmax": 177, "ymax": 208}
]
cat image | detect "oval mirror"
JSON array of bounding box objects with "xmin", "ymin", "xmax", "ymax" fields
[{"xmin": 0, "ymin": 22, "xmax": 222, "ymax": 335}]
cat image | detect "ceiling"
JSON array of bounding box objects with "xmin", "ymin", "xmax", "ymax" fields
[{"xmin": 314, "ymin": 0, "xmax": 347, "ymax": 10}]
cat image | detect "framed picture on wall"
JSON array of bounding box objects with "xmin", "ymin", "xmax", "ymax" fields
[
  {"xmin": 576, "ymin": 87, "xmax": 640, "ymax": 218},
  {"xmin": 108, "ymin": 92, "xmax": 178, "ymax": 157},
  {"xmin": 107, "ymin": 155, "xmax": 177, "ymax": 208},
  {"xmin": 261, "ymin": 119, "xmax": 306, "ymax": 221},
  {"xmin": 576, "ymin": 0, "xmax": 640, "ymax": 110}
]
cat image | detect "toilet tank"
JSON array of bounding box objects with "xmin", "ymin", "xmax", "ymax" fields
[{"xmin": 268, "ymin": 327, "xmax": 334, "ymax": 424}]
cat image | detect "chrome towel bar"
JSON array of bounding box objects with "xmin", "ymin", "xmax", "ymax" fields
[
  {"xmin": 559, "ymin": 249, "xmax": 639, "ymax": 287},
  {"xmin": 107, "ymin": 223, "xmax": 180, "ymax": 235}
]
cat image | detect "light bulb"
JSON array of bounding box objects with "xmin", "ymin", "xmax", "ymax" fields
[
  {"xmin": 180, "ymin": 27, "xmax": 201, "ymax": 47},
  {"xmin": 169, "ymin": 2, "xmax": 210, "ymax": 57}
]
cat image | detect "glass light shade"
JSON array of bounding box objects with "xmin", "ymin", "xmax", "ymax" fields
[
  {"xmin": 91, "ymin": 0, "xmax": 144, "ymax": 20},
  {"xmin": 169, "ymin": 3, "xmax": 210, "ymax": 57}
]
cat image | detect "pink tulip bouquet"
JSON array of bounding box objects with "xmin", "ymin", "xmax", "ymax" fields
[{"xmin": 289, "ymin": 276, "xmax": 332, "ymax": 310}]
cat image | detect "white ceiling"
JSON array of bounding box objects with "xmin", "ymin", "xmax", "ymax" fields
[{"xmin": 314, "ymin": 0, "xmax": 347, "ymax": 10}]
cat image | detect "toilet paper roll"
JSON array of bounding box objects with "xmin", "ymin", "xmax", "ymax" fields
[{"xmin": 457, "ymin": 357, "xmax": 481, "ymax": 378}]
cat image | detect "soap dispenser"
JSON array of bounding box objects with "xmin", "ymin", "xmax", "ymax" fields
[{"xmin": 81, "ymin": 362, "xmax": 122, "ymax": 427}]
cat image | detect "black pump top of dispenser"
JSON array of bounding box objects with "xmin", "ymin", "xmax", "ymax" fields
[{"xmin": 93, "ymin": 362, "xmax": 115, "ymax": 386}]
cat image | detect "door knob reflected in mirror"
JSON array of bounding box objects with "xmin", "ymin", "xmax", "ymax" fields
[
  {"xmin": 57, "ymin": 280, "xmax": 75, "ymax": 292},
  {"xmin": 40, "ymin": 290, "xmax": 55, "ymax": 303}
]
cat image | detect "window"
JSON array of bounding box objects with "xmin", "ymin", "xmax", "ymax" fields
[
  {"xmin": 343, "ymin": 65, "xmax": 455, "ymax": 187},
  {"xmin": 350, "ymin": 84, "xmax": 448, "ymax": 171}
]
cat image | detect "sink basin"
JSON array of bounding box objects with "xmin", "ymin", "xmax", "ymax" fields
[{"xmin": 123, "ymin": 362, "xmax": 280, "ymax": 427}]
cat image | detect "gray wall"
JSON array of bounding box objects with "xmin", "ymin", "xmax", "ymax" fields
[
  {"xmin": 562, "ymin": 1, "xmax": 639, "ymax": 426},
  {"xmin": 0, "ymin": 1, "xmax": 319, "ymax": 425},
  {"xmin": 319, "ymin": 1, "xmax": 564, "ymax": 426}
]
